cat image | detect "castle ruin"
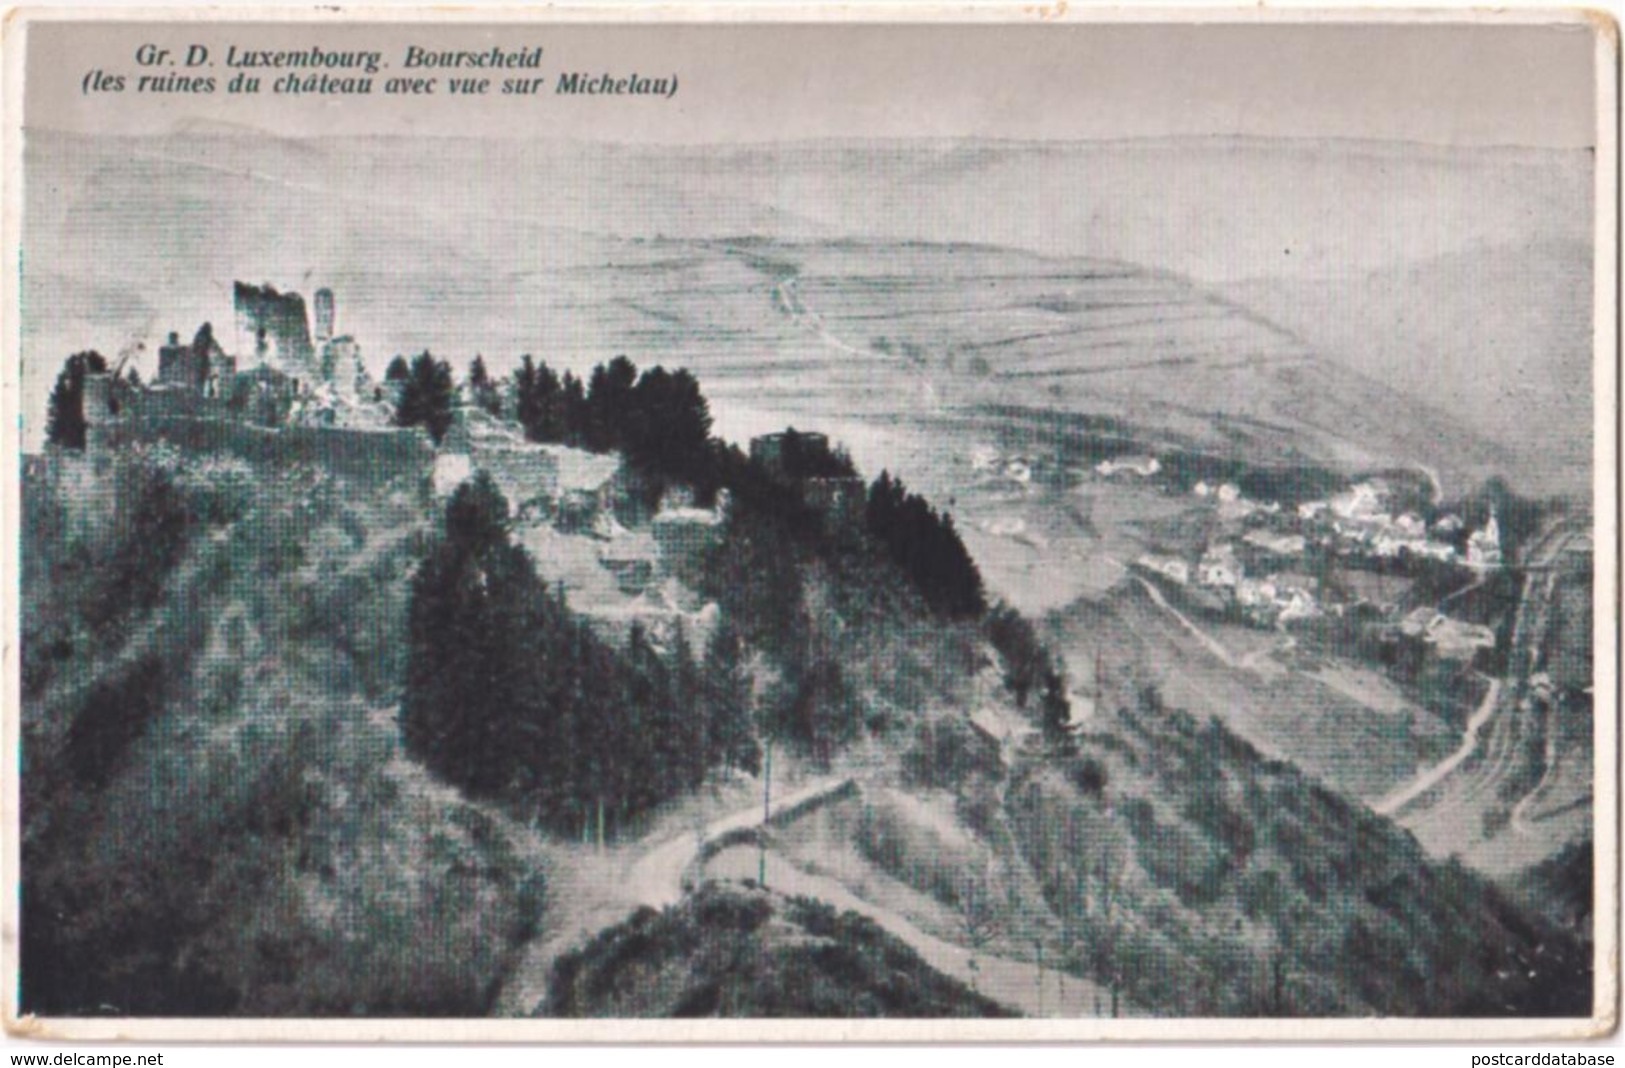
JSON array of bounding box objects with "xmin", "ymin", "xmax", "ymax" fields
[{"xmin": 73, "ymin": 283, "xmax": 431, "ymax": 495}]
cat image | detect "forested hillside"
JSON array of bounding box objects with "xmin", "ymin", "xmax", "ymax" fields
[
  {"xmin": 20, "ymin": 352, "xmax": 1591, "ymax": 1021},
  {"xmin": 21, "ymin": 447, "xmax": 544, "ymax": 1015}
]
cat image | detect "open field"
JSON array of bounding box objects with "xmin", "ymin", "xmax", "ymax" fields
[{"xmin": 1050, "ymin": 585, "xmax": 1461, "ymax": 805}]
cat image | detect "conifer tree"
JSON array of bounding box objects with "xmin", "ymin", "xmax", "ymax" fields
[
  {"xmin": 864, "ymin": 470, "xmax": 986, "ymax": 618},
  {"xmin": 467, "ymin": 355, "xmax": 502, "ymax": 417},
  {"xmin": 515, "ymin": 357, "xmax": 565, "ymax": 443},
  {"xmin": 403, "ymin": 472, "xmax": 750, "ymax": 836},
  {"xmin": 1041, "ymin": 668, "xmax": 1074, "ymax": 751},
  {"xmin": 394, "ymin": 351, "xmax": 455, "ymax": 444},
  {"xmin": 514, "ymin": 355, "xmax": 541, "ymax": 438},
  {"xmin": 584, "ymin": 356, "xmax": 638, "ymax": 452},
  {"xmin": 45, "ymin": 351, "xmax": 109, "ymax": 450},
  {"xmin": 561, "ymin": 372, "xmax": 588, "ymax": 447},
  {"xmin": 703, "ymin": 620, "xmax": 761, "ymax": 775}
]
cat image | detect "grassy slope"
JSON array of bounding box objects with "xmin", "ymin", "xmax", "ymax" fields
[{"xmin": 1054, "ymin": 586, "xmax": 1459, "ymax": 804}]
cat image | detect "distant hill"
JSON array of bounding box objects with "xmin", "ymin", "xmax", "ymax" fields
[
  {"xmin": 1221, "ymin": 239, "xmax": 1593, "ymax": 498},
  {"xmin": 24, "ymin": 130, "xmax": 1591, "ymax": 502}
]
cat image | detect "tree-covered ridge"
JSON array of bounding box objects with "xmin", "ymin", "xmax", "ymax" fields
[
  {"xmin": 22, "ymin": 447, "xmax": 540, "ymax": 1016},
  {"xmin": 504, "ymin": 352, "xmax": 983, "ymax": 618},
  {"xmin": 403, "ymin": 473, "xmax": 758, "ymax": 837},
  {"xmin": 402, "ymin": 349, "xmax": 998, "ymax": 825},
  {"xmin": 512, "ymin": 353, "xmax": 717, "ymax": 497},
  {"xmin": 545, "ymin": 882, "xmax": 1016, "ymax": 1018},
  {"xmin": 865, "ymin": 471, "xmax": 986, "ymax": 619}
]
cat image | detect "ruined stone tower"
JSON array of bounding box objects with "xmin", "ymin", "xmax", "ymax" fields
[
  {"xmin": 233, "ymin": 282, "xmax": 316, "ymax": 374},
  {"xmin": 313, "ymin": 288, "xmax": 335, "ymax": 346}
]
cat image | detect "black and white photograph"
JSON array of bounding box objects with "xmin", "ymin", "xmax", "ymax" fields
[{"xmin": 3, "ymin": 8, "xmax": 1616, "ymax": 1041}]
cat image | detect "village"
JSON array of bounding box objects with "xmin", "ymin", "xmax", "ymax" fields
[
  {"xmin": 1135, "ymin": 462, "xmax": 1502, "ymax": 667},
  {"xmin": 973, "ymin": 443, "xmax": 1505, "ymax": 672}
]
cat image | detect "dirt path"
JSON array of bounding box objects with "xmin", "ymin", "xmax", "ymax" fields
[
  {"xmin": 1132, "ymin": 576, "xmax": 1238, "ymax": 668},
  {"xmin": 509, "ymin": 762, "xmax": 1124, "ymax": 1018},
  {"xmin": 492, "ymin": 776, "xmax": 850, "ymax": 1016},
  {"xmin": 1508, "ymin": 752, "xmax": 1557, "ymax": 837},
  {"xmin": 1239, "ymin": 635, "xmax": 1296, "ymax": 673},
  {"xmin": 1438, "ymin": 571, "xmax": 1486, "ymax": 608},
  {"xmin": 1372, "ymin": 677, "xmax": 1501, "ymax": 817},
  {"xmin": 775, "ymin": 279, "xmax": 874, "ymax": 361}
]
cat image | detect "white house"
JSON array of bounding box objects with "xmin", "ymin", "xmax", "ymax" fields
[
  {"xmin": 1197, "ymin": 543, "xmax": 1242, "ymax": 588},
  {"xmin": 1276, "ymin": 586, "xmax": 1321, "ymax": 623},
  {"xmin": 1467, "ymin": 510, "xmax": 1503, "ymax": 568},
  {"xmin": 1243, "ymin": 529, "xmax": 1307, "ymax": 556},
  {"xmin": 1331, "ymin": 481, "xmax": 1386, "ymax": 521},
  {"xmin": 1097, "ymin": 455, "xmax": 1161, "ymax": 478},
  {"xmin": 1137, "ymin": 554, "xmax": 1191, "ymax": 586}
]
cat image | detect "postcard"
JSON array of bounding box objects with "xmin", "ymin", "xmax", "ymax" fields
[{"xmin": 2, "ymin": 6, "xmax": 1616, "ymax": 1041}]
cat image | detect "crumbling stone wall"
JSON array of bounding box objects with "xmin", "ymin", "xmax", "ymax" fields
[{"xmin": 95, "ymin": 415, "xmax": 434, "ymax": 495}]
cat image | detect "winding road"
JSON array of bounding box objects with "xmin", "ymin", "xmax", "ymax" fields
[
  {"xmin": 626, "ymin": 776, "xmax": 853, "ymax": 909},
  {"xmin": 504, "ymin": 752, "xmax": 1124, "ymax": 1018}
]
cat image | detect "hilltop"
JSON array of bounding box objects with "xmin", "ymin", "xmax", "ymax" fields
[
  {"xmin": 544, "ymin": 881, "xmax": 1015, "ymax": 1018},
  {"xmin": 17, "ymin": 341, "xmax": 997, "ymax": 1015}
]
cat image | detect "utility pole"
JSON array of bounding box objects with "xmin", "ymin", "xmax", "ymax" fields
[
  {"xmin": 1036, "ymin": 939, "xmax": 1045, "ymax": 1016},
  {"xmin": 758, "ymin": 735, "xmax": 772, "ymax": 887}
]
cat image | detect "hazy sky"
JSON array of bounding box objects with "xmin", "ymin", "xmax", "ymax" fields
[{"xmin": 23, "ymin": 17, "xmax": 1600, "ymax": 148}]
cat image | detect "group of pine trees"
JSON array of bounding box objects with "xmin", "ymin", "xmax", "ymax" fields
[
  {"xmin": 864, "ymin": 471, "xmax": 986, "ymax": 619},
  {"xmin": 396, "ymin": 354, "xmax": 1001, "ymax": 820},
  {"xmin": 386, "ymin": 351, "xmax": 716, "ymax": 495},
  {"xmin": 512, "ymin": 354, "xmax": 715, "ymax": 486},
  {"xmin": 402, "ymin": 474, "xmax": 759, "ymax": 836}
]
